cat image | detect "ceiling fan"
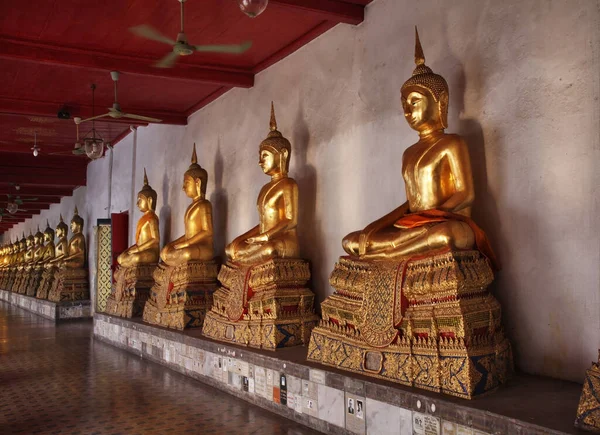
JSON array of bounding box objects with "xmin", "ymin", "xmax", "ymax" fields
[
  {"xmin": 79, "ymin": 72, "xmax": 162, "ymax": 124},
  {"xmin": 130, "ymin": 0, "xmax": 252, "ymax": 68},
  {"xmin": 5, "ymin": 195, "xmax": 36, "ymax": 214}
]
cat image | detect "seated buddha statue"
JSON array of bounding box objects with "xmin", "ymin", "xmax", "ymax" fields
[
  {"xmin": 38, "ymin": 218, "xmax": 66, "ymax": 300},
  {"xmin": 40, "ymin": 221, "xmax": 56, "ymax": 263},
  {"xmin": 61, "ymin": 208, "xmax": 86, "ymax": 269},
  {"xmin": 143, "ymin": 145, "xmax": 218, "ymax": 330},
  {"xmin": 308, "ymin": 29, "xmax": 511, "ymax": 399},
  {"xmin": 117, "ymin": 170, "xmax": 160, "ymax": 267},
  {"xmin": 341, "ymin": 30, "xmax": 494, "ymax": 265},
  {"xmin": 107, "ymin": 170, "xmax": 160, "ymax": 318},
  {"xmin": 49, "ymin": 216, "xmax": 69, "ymax": 265},
  {"xmin": 24, "ymin": 227, "xmax": 46, "ymax": 296},
  {"xmin": 32, "ymin": 227, "xmax": 45, "ymax": 264},
  {"xmin": 48, "ymin": 208, "xmax": 89, "ymax": 302},
  {"xmin": 204, "ymin": 103, "xmax": 317, "ymax": 350},
  {"xmin": 160, "ymin": 146, "xmax": 214, "ymax": 265}
]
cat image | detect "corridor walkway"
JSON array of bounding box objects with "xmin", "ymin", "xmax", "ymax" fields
[{"xmin": 0, "ymin": 302, "xmax": 318, "ymax": 435}]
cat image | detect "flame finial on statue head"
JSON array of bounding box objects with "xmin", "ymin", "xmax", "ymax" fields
[
  {"xmin": 139, "ymin": 167, "xmax": 158, "ymax": 210},
  {"xmin": 401, "ymin": 26, "xmax": 450, "ymax": 128},
  {"xmin": 184, "ymin": 143, "xmax": 208, "ymax": 196},
  {"xmin": 260, "ymin": 102, "xmax": 292, "ymax": 173}
]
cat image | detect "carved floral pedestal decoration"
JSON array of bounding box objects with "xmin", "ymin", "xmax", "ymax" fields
[
  {"xmin": 576, "ymin": 352, "xmax": 600, "ymax": 432},
  {"xmin": 47, "ymin": 267, "xmax": 89, "ymax": 302},
  {"xmin": 307, "ymin": 250, "xmax": 513, "ymax": 399},
  {"xmin": 203, "ymin": 258, "xmax": 318, "ymax": 350},
  {"xmin": 36, "ymin": 266, "xmax": 57, "ymax": 300},
  {"xmin": 25, "ymin": 265, "xmax": 44, "ymax": 297},
  {"xmin": 105, "ymin": 264, "xmax": 157, "ymax": 318},
  {"xmin": 142, "ymin": 261, "xmax": 218, "ymax": 330}
]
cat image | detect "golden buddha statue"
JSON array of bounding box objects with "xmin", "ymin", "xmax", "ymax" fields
[
  {"xmin": 48, "ymin": 208, "xmax": 89, "ymax": 302},
  {"xmin": 204, "ymin": 103, "xmax": 317, "ymax": 350},
  {"xmin": 23, "ymin": 226, "xmax": 46, "ymax": 297},
  {"xmin": 34, "ymin": 222, "xmax": 55, "ymax": 299},
  {"xmin": 16, "ymin": 232, "xmax": 35, "ymax": 294},
  {"xmin": 38, "ymin": 218, "xmax": 66, "ymax": 300},
  {"xmin": 143, "ymin": 145, "xmax": 219, "ymax": 330},
  {"xmin": 107, "ymin": 170, "xmax": 161, "ymax": 318},
  {"xmin": 308, "ymin": 28, "xmax": 512, "ymax": 399}
]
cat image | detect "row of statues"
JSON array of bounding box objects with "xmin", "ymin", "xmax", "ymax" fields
[
  {"xmin": 0, "ymin": 29, "xmax": 512, "ymax": 400},
  {"xmin": 0, "ymin": 210, "xmax": 87, "ymax": 301}
]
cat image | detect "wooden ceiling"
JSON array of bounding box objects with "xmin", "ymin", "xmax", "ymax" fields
[{"xmin": 0, "ymin": 0, "xmax": 370, "ymax": 234}]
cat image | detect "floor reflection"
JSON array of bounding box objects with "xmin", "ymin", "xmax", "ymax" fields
[{"xmin": 0, "ymin": 302, "xmax": 318, "ymax": 435}]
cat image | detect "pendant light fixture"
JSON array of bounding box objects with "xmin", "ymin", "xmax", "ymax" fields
[
  {"xmin": 238, "ymin": 0, "xmax": 268, "ymax": 18},
  {"xmin": 83, "ymin": 84, "xmax": 105, "ymax": 160}
]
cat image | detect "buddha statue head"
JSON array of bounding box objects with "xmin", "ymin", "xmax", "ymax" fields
[
  {"xmin": 34, "ymin": 226, "xmax": 44, "ymax": 245},
  {"xmin": 19, "ymin": 233, "xmax": 26, "ymax": 251},
  {"xmin": 183, "ymin": 144, "xmax": 208, "ymax": 200},
  {"xmin": 70, "ymin": 207, "xmax": 84, "ymax": 234},
  {"xmin": 26, "ymin": 231, "xmax": 34, "ymax": 248},
  {"xmin": 56, "ymin": 214, "xmax": 68, "ymax": 239},
  {"xmin": 259, "ymin": 102, "xmax": 291, "ymax": 177},
  {"xmin": 401, "ymin": 27, "xmax": 449, "ymax": 134},
  {"xmin": 137, "ymin": 169, "xmax": 158, "ymax": 212},
  {"xmin": 44, "ymin": 220, "xmax": 55, "ymax": 243}
]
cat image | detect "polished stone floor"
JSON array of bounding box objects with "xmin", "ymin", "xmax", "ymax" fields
[{"xmin": 0, "ymin": 302, "xmax": 318, "ymax": 435}]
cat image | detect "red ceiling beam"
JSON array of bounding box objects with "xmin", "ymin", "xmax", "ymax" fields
[
  {"xmin": 0, "ymin": 185, "xmax": 73, "ymax": 196},
  {"xmin": 0, "ymin": 152, "xmax": 86, "ymax": 170},
  {"xmin": 0, "ymin": 96, "xmax": 187, "ymax": 126},
  {"xmin": 0, "ymin": 37, "xmax": 254, "ymax": 88},
  {"xmin": 271, "ymin": 0, "xmax": 365, "ymax": 25},
  {"xmin": 0, "ymin": 196, "xmax": 62, "ymax": 204},
  {"xmin": 0, "ymin": 170, "xmax": 86, "ymax": 186},
  {"xmin": 0, "ymin": 203, "xmax": 51, "ymax": 211}
]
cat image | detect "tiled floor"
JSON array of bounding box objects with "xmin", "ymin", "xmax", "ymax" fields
[{"xmin": 0, "ymin": 302, "xmax": 319, "ymax": 435}]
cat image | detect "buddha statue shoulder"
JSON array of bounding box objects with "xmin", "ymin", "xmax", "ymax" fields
[
  {"xmin": 49, "ymin": 215, "xmax": 69, "ymax": 265},
  {"xmin": 117, "ymin": 169, "xmax": 160, "ymax": 268},
  {"xmin": 61, "ymin": 208, "xmax": 86, "ymax": 269},
  {"xmin": 40, "ymin": 221, "xmax": 56, "ymax": 263},
  {"xmin": 24, "ymin": 232, "xmax": 35, "ymax": 264},
  {"xmin": 225, "ymin": 103, "xmax": 299, "ymax": 265},
  {"xmin": 32, "ymin": 227, "xmax": 45, "ymax": 264},
  {"xmin": 342, "ymin": 28, "xmax": 496, "ymax": 266},
  {"xmin": 160, "ymin": 144, "xmax": 214, "ymax": 266}
]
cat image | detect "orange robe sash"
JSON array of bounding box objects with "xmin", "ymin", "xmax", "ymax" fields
[{"xmin": 394, "ymin": 209, "xmax": 499, "ymax": 270}]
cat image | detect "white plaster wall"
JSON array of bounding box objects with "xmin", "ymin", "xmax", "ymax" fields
[{"xmin": 3, "ymin": 0, "xmax": 599, "ymax": 383}]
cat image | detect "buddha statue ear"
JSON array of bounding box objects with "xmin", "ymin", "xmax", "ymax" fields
[
  {"xmin": 281, "ymin": 148, "xmax": 290, "ymax": 174},
  {"xmin": 147, "ymin": 196, "xmax": 154, "ymax": 211},
  {"xmin": 439, "ymin": 91, "xmax": 449, "ymax": 129},
  {"xmin": 195, "ymin": 177, "xmax": 203, "ymax": 197}
]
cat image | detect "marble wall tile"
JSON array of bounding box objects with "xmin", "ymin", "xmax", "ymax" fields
[
  {"xmin": 366, "ymin": 398, "xmax": 412, "ymax": 435},
  {"xmin": 317, "ymin": 384, "xmax": 344, "ymax": 428}
]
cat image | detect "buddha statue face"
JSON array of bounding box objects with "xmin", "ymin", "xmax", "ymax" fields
[
  {"xmin": 56, "ymin": 226, "xmax": 64, "ymax": 239},
  {"xmin": 402, "ymin": 88, "xmax": 443, "ymax": 133},
  {"xmin": 259, "ymin": 147, "xmax": 288, "ymax": 176},
  {"xmin": 34, "ymin": 234, "xmax": 41, "ymax": 245},
  {"xmin": 70, "ymin": 220, "xmax": 82, "ymax": 234},
  {"xmin": 182, "ymin": 174, "xmax": 203, "ymax": 199},
  {"xmin": 137, "ymin": 193, "xmax": 152, "ymax": 213}
]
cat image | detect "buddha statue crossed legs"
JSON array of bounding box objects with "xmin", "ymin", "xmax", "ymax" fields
[
  {"xmin": 106, "ymin": 170, "xmax": 161, "ymax": 318},
  {"xmin": 143, "ymin": 145, "xmax": 218, "ymax": 330},
  {"xmin": 48, "ymin": 208, "xmax": 89, "ymax": 302},
  {"xmin": 308, "ymin": 29, "xmax": 511, "ymax": 399},
  {"xmin": 204, "ymin": 103, "xmax": 317, "ymax": 350}
]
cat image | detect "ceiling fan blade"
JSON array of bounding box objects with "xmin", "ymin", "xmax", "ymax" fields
[
  {"xmin": 80, "ymin": 113, "xmax": 110, "ymax": 123},
  {"xmin": 193, "ymin": 41, "xmax": 252, "ymax": 54},
  {"xmin": 122, "ymin": 113, "xmax": 163, "ymax": 123},
  {"xmin": 154, "ymin": 51, "xmax": 179, "ymax": 68},
  {"xmin": 129, "ymin": 24, "xmax": 175, "ymax": 45}
]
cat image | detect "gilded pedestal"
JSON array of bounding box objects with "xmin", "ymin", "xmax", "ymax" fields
[
  {"xmin": 14, "ymin": 268, "xmax": 28, "ymax": 294},
  {"xmin": 142, "ymin": 261, "xmax": 218, "ymax": 330},
  {"xmin": 36, "ymin": 265, "xmax": 57, "ymax": 300},
  {"xmin": 203, "ymin": 259, "xmax": 318, "ymax": 350},
  {"xmin": 105, "ymin": 264, "xmax": 157, "ymax": 318},
  {"xmin": 25, "ymin": 265, "xmax": 44, "ymax": 297},
  {"xmin": 47, "ymin": 267, "xmax": 89, "ymax": 302},
  {"xmin": 307, "ymin": 251, "xmax": 512, "ymax": 399},
  {"xmin": 576, "ymin": 353, "xmax": 600, "ymax": 432}
]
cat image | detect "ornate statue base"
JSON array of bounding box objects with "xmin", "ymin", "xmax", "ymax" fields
[
  {"xmin": 203, "ymin": 259, "xmax": 318, "ymax": 350},
  {"xmin": 25, "ymin": 265, "xmax": 44, "ymax": 297},
  {"xmin": 575, "ymin": 352, "xmax": 600, "ymax": 431},
  {"xmin": 142, "ymin": 261, "xmax": 218, "ymax": 330},
  {"xmin": 47, "ymin": 267, "xmax": 89, "ymax": 302},
  {"xmin": 36, "ymin": 266, "xmax": 57, "ymax": 300},
  {"xmin": 14, "ymin": 268, "xmax": 28, "ymax": 294},
  {"xmin": 307, "ymin": 250, "xmax": 513, "ymax": 400},
  {"xmin": 105, "ymin": 264, "xmax": 157, "ymax": 318}
]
